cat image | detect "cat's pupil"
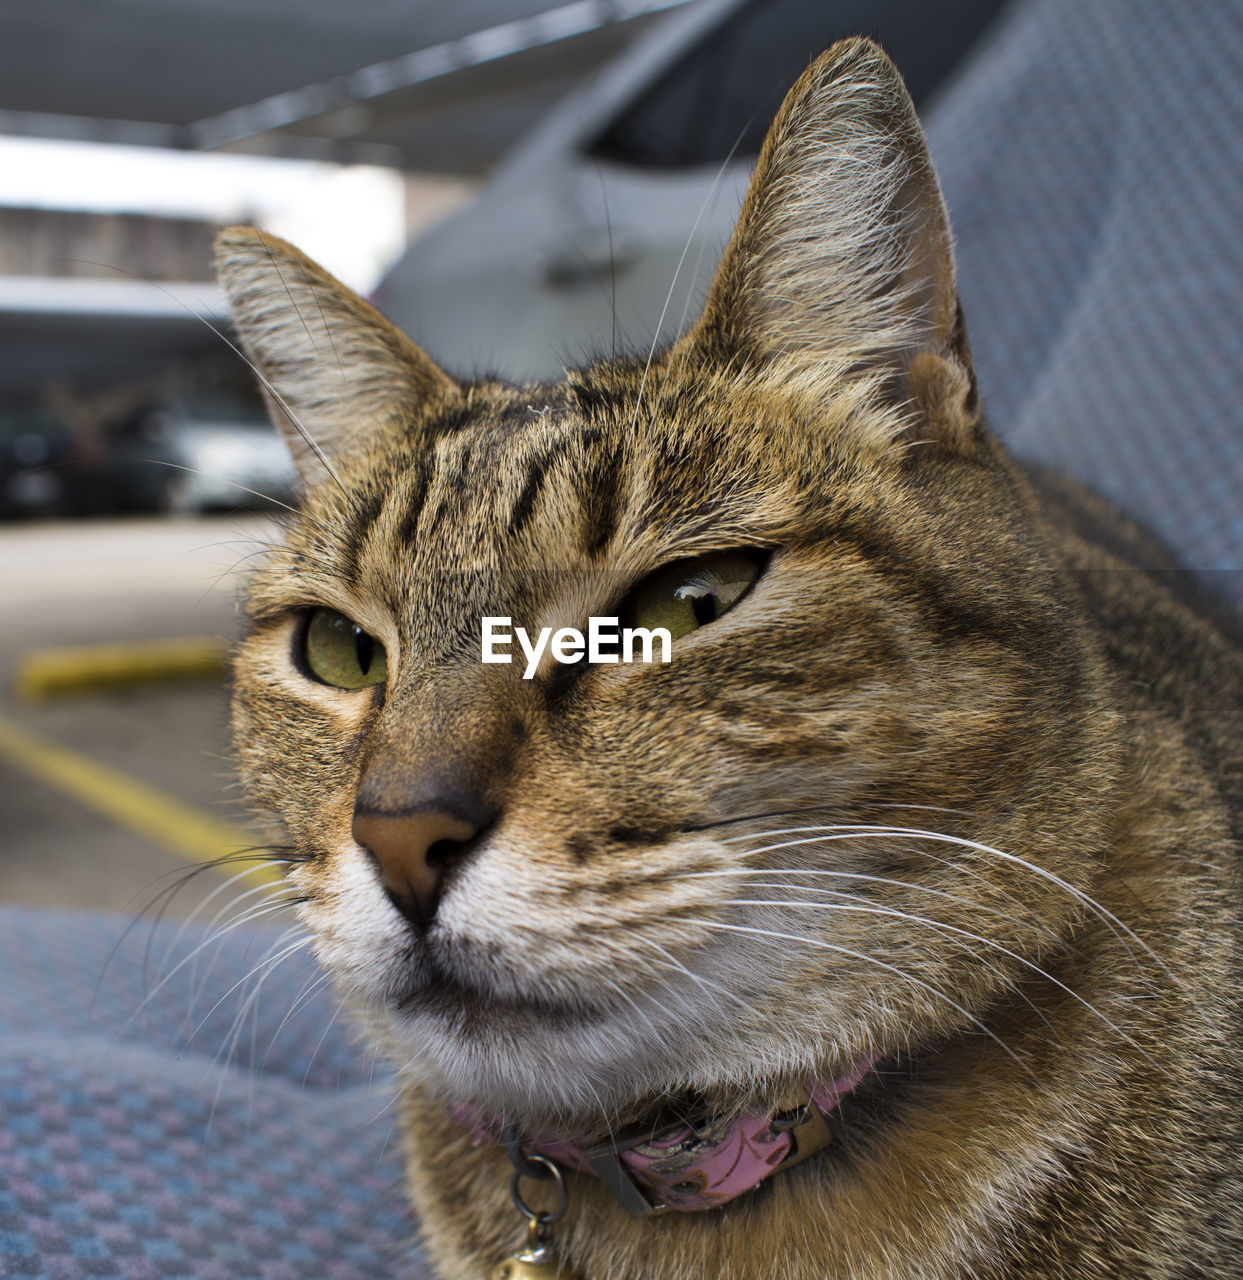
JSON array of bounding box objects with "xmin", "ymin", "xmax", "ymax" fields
[
  {"xmin": 691, "ymin": 594, "xmax": 717, "ymax": 626},
  {"xmin": 354, "ymin": 628, "xmax": 375, "ymax": 676}
]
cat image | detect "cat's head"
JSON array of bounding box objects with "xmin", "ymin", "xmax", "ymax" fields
[{"xmin": 218, "ymin": 39, "xmax": 1115, "ymax": 1129}]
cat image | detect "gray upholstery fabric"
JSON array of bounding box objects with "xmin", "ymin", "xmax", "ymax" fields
[
  {"xmin": 0, "ymin": 907, "xmax": 426, "ymax": 1279},
  {"xmin": 928, "ymin": 0, "xmax": 1243, "ymax": 596}
]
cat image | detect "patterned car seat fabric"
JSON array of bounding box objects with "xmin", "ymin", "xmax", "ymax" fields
[
  {"xmin": 0, "ymin": 907, "xmax": 426, "ymax": 1279},
  {"xmin": 4, "ymin": 0, "xmax": 1241, "ymax": 1276},
  {"xmin": 927, "ymin": 0, "xmax": 1243, "ymax": 597}
]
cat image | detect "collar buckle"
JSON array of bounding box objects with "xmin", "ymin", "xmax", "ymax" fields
[
  {"xmin": 584, "ymin": 1091, "xmax": 833, "ymax": 1218},
  {"xmin": 584, "ymin": 1115, "xmax": 681, "ymax": 1218},
  {"xmin": 768, "ymin": 1095, "xmax": 833, "ymax": 1174}
]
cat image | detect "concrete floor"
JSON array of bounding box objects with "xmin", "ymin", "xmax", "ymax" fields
[{"xmin": 0, "ymin": 515, "xmax": 279, "ymax": 919}]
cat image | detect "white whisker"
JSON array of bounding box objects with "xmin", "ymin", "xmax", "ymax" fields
[
  {"xmin": 628, "ymin": 129, "xmax": 750, "ymax": 432},
  {"xmin": 689, "ymin": 919, "xmax": 1038, "ymax": 1082},
  {"xmin": 698, "ymin": 832, "xmax": 1055, "ymax": 933},
  {"xmin": 194, "ymin": 931, "xmax": 313, "ymax": 1051},
  {"xmin": 259, "ymin": 970, "xmax": 335, "ymax": 1073},
  {"xmin": 129, "ymin": 893, "xmax": 294, "ymax": 1029},
  {"xmin": 716, "ymin": 896, "xmax": 1162, "ymax": 1071},
  {"xmin": 629, "ymin": 933, "xmax": 751, "ymax": 1015},
  {"xmin": 300, "ymin": 998, "xmax": 347, "ymax": 1089},
  {"xmin": 706, "ymin": 821, "xmax": 1216, "ymax": 1035},
  {"xmin": 723, "ymin": 824, "xmax": 1148, "ymax": 957}
]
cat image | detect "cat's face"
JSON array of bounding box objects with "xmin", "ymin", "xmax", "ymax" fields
[{"xmin": 221, "ymin": 40, "xmax": 1114, "ymax": 1129}]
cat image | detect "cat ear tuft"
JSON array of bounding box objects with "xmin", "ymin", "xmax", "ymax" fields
[
  {"xmin": 214, "ymin": 227, "xmax": 458, "ymax": 484},
  {"xmin": 685, "ymin": 38, "xmax": 978, "ymax": 448}
]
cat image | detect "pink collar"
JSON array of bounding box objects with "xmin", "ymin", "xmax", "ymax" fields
[{"xmin": 450, "ymin": 1059, "xmax": 874, "ymax": 1216}]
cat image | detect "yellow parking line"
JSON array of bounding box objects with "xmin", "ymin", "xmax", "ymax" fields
[
  {"xmin": 0, "ymin": 712, "xmax": 282, "ymax": 888},
  {"xmin": 14, "ymin": 636, "xmax": 230, "ymax": 701}
]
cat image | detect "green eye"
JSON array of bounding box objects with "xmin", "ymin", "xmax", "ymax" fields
[
  {"xmin": 621, "ymin": 551, "xmax": 765, "ymax": 641},
  {"xmin": 301, "ymin": 608, "xmax": 387, "ymax": 689}
]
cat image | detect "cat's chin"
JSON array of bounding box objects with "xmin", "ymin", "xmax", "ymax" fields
[
  {"xmin": 365, "ymin": 995, "xmax": 677, "ymax": 1128},
  {"xmin": 371, "ymin": 984, "xmax": 896, "ymax": 1139},
  {"xmin": 299, "ymin": 852, "xmax": 886, "ymax": 1126},
  {"xmin": 351, "ymin": 956, "xmax": 875, "ymax": 1136},
  {"xmin": 333, "ymin": 947, "xmax": 727, "ymax": 1128}
]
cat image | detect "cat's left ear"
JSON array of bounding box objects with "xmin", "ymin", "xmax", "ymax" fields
[
  {"xmin": 683, "ymin": 38, "xmax": 978, "ymax": 450},
  {"xmin": 214, "ymin": 227, "xmax": 458, "ymax": 485}
]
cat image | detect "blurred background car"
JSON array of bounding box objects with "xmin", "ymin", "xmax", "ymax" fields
[
  {"xmin": 0, "ymin": 0, "xmax": 1011, "ymax": 515},
  {"xmin": 101, "ymin": 395, "xmax": 296, "ymax": 515},
  {"xmin": 0, "ymin": 387, "xmax": 292, "ymax": 518},
  {"xmin": 376, "ymin": 0, "xmax": 1012, "ymax": 381},
  {"xmin": 0, "ymin": 407, "xmax": 78, "ymax": 518}
]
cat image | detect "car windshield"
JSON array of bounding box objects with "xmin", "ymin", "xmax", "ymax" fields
[{"xmin": 588, "ymin": 0, "xmax": 1011, "ymax": 169}]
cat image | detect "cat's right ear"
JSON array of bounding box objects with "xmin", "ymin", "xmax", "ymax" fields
[{"xmin": 214, "ymin": 227, "xmax": 458, "ymax": 485}]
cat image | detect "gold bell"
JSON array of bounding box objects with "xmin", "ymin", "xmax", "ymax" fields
[{"xmin": 489, "ymin": 1215, "xmax": 573, "ymax": 1278}]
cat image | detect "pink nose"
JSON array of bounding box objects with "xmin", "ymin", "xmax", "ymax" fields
[{"xmin": 352, "ymin": 809, "xmax": 481, "ymax": 927}]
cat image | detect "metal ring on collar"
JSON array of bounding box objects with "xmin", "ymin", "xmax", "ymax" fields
[{"xmin": 509, "ymin": 1154, "xmax": 568, "ymax": 1224}]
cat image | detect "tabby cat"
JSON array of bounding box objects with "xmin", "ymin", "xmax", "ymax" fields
[{"xmin": 216, "ymin": 38, "xmax": 1243, "ymax": 1280}]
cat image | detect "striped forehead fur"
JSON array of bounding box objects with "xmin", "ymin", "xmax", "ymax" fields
[{"xmin": 239, "ymin": 357, "xmax": 912, "ymax": 641}]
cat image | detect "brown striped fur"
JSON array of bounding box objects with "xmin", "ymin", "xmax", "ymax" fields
[{"xmin": 217, "ymin": 38, "xmax": 1243, "ymax": 1280}]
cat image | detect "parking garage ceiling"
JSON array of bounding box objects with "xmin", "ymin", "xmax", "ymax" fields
[
  {"xmin": 0, "ymin": 0, "xmax": 694, "ymax": 404},
  {"xmin": 0, "ymin": 0, "xmax": 688, "ymax": 173}
]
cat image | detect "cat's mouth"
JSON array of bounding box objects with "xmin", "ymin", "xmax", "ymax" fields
[{"xmin": 394, "ymin": 947, "xmax": 602, "ymax": 1027}]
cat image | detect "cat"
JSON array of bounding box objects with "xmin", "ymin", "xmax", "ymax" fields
[{"xmin": 215, "ymin": 37, "xmax": 1243, "ymax": 1280}]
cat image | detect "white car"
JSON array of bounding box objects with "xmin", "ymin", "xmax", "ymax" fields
[
  {"xmin": 127, "ymin": 397, "xmax": 298, "ymax": 514},
  {"xmin": 375, "ymin": 0, "xmax": 1009, "ymax": 382}
]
